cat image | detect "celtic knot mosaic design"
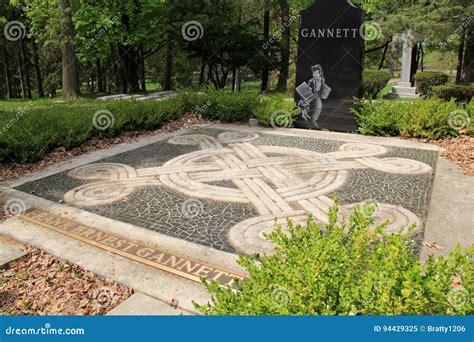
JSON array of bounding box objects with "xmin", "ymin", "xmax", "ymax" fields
[{"xmin": 63, "ymin": 131, "xmax": 433, "ymax": 255}]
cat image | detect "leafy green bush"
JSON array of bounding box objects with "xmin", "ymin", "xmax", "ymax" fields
[
  {"xmin": 353, "ymin": 98, "xmax": 465, "ymax": 139},
  {"xmin": 465, "ymin": 100, "xmax": 474, "ymax": 136},
  {"xmin": 196, "ymin": 204, "xmax": 473, "ymax": 315},
  {"xmin": 414, "ymin": 72, "xmax": 448, "ymax": 98},
  {"xmin": 433, "ymin": 84, "xmax": 474, "ymax": 103},
  {"xmin": 252, "ymin": 95, "xmax": 299, "ymax": 127},
  {"xmin": 0, "ymin": 91, "xmax": 296, "ymax": 164},
  {"xmin": 362, "ymin": 70, "xmax": 391, "ymax": 99},
  {"xmin": 179, "ymin": 90, "xmax": 260, "ymax": 122}
]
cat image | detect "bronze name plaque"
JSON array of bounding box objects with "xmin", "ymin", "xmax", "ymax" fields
[{"xmin": 20, "ymin": 208, "xmax": 246, "ymax": 288}]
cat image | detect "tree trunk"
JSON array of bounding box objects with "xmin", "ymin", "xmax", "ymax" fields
[
  {"xmin": 378, "ymin": 40, "xmax": 390, "ymax": 70},
  {"xmin": 234, "ymin": 67, "xmax": 241, "ymax": 92},
  {"xmin": 164, "ymin": 36, "xmax": 173, "ymax": 91},
  {"xmin": 199, "ymin": 60, "xmax": 206, "ymax": 87},
  {"xmin": 410, "ymin": 43, "xmax": 418, "ymax": 83},
  {"xmin": 2, "ymin": 46, "xmax": 13, "ymax": 98},
  {"xmin": 90, "ymin": 65, "xmax": 95, "ymax": 94},
  {"xmin": 207, "ymin": 62, "xmax": 213, "ymax": 87},
  {"xmin": 112, "ymin": 45, "xmax": 126, "ymax": 93},
  {"xmin": 261, "ymin": 1, "xmax": 270, "ymax": 92},
  {"xmin": 118, "ymin": 45, "xmax": 140, "ymax": 93},
  {"xmin": 96, "ymin": 58, "xmax": 105, "ymax": 93},
  {"xmin": 420, "ymin": 43, "xmax": 424, "ymax": 72},
  {"xmin": 20, "ymin": 39, "xmax": 32, "ymax": 98},
  {"xmin": 127, "ymin": 48, "xmax": 140, "ymax": 93},
  {"xmin": 139, "ymin": 43, "xmax": 146, "ymax": 92},
  {"xmin": 0, "ymin": 46, "xmax": 5, "ymax": 99},
  {"xmin": 17, "ymin": 53, "xmax": 26, "ymax": 98},
  {"xmin": 461, "ymin": 29, "xmax": 473, "ymax": 83},
  {"xmin": 455, "ymin": 31, "xmax": 466, "ymax": 84},
  {"xmin": 276, "ymin": 0, "xmax": 290, "ymax": 91},
  {"xmin": 59, "ymin": 0, "xmax": 80, "ymax": 98},
  {"xmin": 32, "ymin": 41, "xmax": 45, "ymax": 97}
]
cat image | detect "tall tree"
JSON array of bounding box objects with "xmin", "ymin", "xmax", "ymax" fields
[
  {"xmin": 0, "ymin": 47, "xmax": 5, "ymax": 99},
  {"xmin": 261, "ymin": 0, "xmax": 270, "ymax": 92},
  {"xmin": 59, "ymin": 0, "xmax": 80, "ymax": 97},
  {"xmin": 463, "ymin": 29, "xmax": 474, "ymax": 83},
  {"xmin": 32, "ymin": 41, "xmax": 44, "ymax": 97},
  {"xmin": 276, "ymin": 0, "xmax": 290, "ymax": 91},
  {"xmin": 20, "ymin": 38, "xmax": 32, "ymax": 98}
]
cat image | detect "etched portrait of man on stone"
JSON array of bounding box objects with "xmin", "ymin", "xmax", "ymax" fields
[
  {"xmin": 296, "ymin": 64, "xmax": 331, "ymax": 128},
  {"xmin": 294, "ymin": 0, "xmax": 363, "ymax": 132}
]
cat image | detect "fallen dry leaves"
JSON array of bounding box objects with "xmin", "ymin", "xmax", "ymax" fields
[
  {"xmin": 0, "ymin": 113, "xmax": 217, "ymax": 183},
  {"xmin": 421, "ymin": 240, "xmax": 444, "ymax": 250},
  {"xmin": 428, "ymin": 135, "xmax": 474, "ymax": 176},
  {"xmin": 403, "ymin": 135, "xmax": 474, "ymax": 176},
  {"xmin": 0, "ymin": 246, "xmax": 133, "ymax": 315}
]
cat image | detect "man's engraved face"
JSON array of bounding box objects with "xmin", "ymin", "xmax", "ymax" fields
[{"xmin": 312, "ymin": 70, "xmax": 321, "ymax": 79}]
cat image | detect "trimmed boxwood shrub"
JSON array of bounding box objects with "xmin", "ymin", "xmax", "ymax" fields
[
  {"xmin": 196, "ymin": 203, "xmax": 473, "ymax": 315},
  {"xmin": 0, "ymin": 91, "xmax": 296, "ymax": 164},
  {"xmin": 414, "ymin": 71, "xmax": 448, "ymax": 98},
  {"xmin": 252, "ymin": 95, "xmax": 299, "ymax": 127},
  {"xmin": 433, "ymin": 84, "xmax": 474, "ymax": 103},
  {"xmin": 352, "ymin": 98, "xmax": 468, "ymax": 139},
  {"xmin": 362, "ymin": 70, "xmax": 391, "ymax": 99}
]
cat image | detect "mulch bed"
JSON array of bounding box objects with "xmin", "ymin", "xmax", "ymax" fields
[
  {"xmin": 406, "ymin": 135, "xmax": 473, "ymax": 176},
  {"xmin": 0, "ymin": 243, "xmax": 133, "ymax": 315},
  {"xmin": 0, "ymin": 113, "xmax": 217, "ymax": 183}
]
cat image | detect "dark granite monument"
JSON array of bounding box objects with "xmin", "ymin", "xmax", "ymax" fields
[{"xmin": 294, "ymin": 0, "xmax": 363, "ymax": 132}]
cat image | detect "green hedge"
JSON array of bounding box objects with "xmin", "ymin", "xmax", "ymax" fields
[
  {"xmin": 362, "ymin": 70, "xmax": 391, "ymax": 99},
  {"xmin": 0, "ymin": 91, "xmax": 294, "ymax": 164},
  {"xmin": 433, "ymin": 84, "xmax": 474, "ymax": 103},
  {"xmin": 353, "ymin": 98, "xmax": 473, "ymax": 139},
  {"xmin": 197, "ymin": 203, "xmax": 473, "ymax": 315},
  {"xmin": 414, "ymin": 71, "xmax": 448, "ymax": 98},
  {"xmin": 252, "ymin": 95, "xmax": 299, "ymax": 127}
]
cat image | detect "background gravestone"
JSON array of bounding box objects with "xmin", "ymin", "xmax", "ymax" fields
[{"xmin": 294, "ymin": 0, "xmax": 363, "ymax": 132}]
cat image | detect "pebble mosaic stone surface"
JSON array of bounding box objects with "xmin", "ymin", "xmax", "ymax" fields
[{"xmin": 17, "ymin": 127, "xmax": 438, "ymax": 254}]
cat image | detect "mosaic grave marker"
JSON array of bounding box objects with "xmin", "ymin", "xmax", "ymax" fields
[{"xmin": 17, "ymin": 128, "xmax": 437, "ymax": 257}]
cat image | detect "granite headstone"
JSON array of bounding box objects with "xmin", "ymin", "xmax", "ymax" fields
[{"xmin": 294, "ymin": 0, "xmax": 363, "ymax": 132}]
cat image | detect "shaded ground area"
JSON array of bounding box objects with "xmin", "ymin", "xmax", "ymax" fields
[{"xmin": 0, "ymin": 238, "xmax": 133, "ymax": 315}]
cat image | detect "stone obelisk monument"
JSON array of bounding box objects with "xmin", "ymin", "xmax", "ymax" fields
[{"xmin": 390, "ymin": 31, "xmax": 420, "ymax": 98}]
